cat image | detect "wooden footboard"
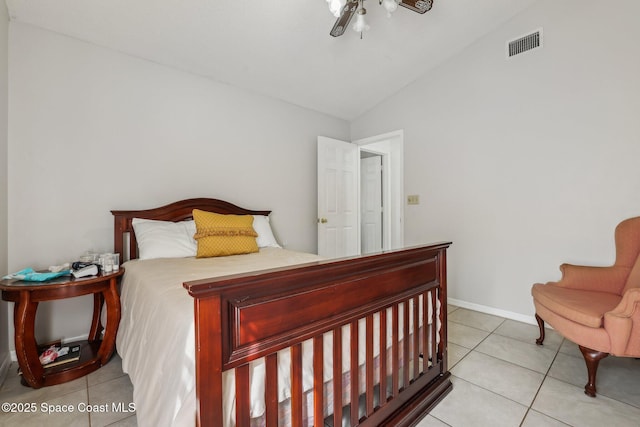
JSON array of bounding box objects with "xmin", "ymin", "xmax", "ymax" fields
[{"xmin": 184, "ymin": 243, "xmax": 452, "ymax": 427}]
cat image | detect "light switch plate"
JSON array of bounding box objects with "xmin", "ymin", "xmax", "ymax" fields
[{"xmin": 407, "ymin": 195, "xmax": 420, "ymax": 205}]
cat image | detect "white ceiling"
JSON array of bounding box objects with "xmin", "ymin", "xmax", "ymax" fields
[{"xmin": 5, "ymin": 0, "xmax": 539, "ymax": 121}]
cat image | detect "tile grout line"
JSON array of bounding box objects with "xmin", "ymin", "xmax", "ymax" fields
[
  {"xmin": 432, "ymin": 319, "xmax": 543, "ymax": 423},
  {"xmin": 87, "ymin": 375, "xmax": 93, "ymax": 407},
  {"xmin": 518, "ymin": 336, "xmax": 568, "ymax": 427},
  {"xmin": 446, "ymin": 317, "xmax": 505, "ymax": 371},
  {"xmin": 453, "ymin": 322, "xmax": 546, "ymax": 412},
  {"xmin": 428, "ymin": 307, "xmax": 494, "ymax": 427},
  {"xmin": 85, "ymin": 376, "xmax": 92, "ymax": 427},
  {"xmin": 447, "ymin": 319, "xmax": 576, "ymax": 426}
]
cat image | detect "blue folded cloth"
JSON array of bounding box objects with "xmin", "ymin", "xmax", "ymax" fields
[{"xmin": 3, "ymin": 268, "xmax": 71, "ymax": 282}]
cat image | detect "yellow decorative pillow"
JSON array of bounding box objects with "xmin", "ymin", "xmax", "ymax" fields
[{"xmin": 192, "ymin": 209, "xmax": 259, "ymax": 258}]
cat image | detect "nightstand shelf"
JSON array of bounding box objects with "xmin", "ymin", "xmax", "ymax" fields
[{"xmin": 39, "ymin": 340, "xmax": 101, "ymax": 383}]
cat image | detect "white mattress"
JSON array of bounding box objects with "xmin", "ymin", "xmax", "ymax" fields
[{"xmin": 116, "ymin": 248, "xmax": 434, "ymax": 427}]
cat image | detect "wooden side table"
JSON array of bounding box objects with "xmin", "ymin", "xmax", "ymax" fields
[{"xmin": 0, "ymin": 269, "xmax": 124, "ymax": 388}]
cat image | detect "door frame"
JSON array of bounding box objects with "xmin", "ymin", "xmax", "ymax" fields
[{"xmin": 354, "ymin": 130, "xmax": 404, "ymax": 251}]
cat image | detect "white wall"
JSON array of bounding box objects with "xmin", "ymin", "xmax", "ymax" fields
[
  {"xmin": 7, "ymin": 23, "xmax": 349, "ymax": 345},
  {"xmin": 351, "ymin": 0, "xmax": 640, "ymax": 321},
  {"xmin": 0, "ymin": 2, "xmax": 10, "ymax": 378}
]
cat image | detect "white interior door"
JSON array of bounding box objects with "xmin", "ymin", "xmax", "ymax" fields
[
  {"xmin": 361, "ymin": 155, "xmax": 383, "ymax": 254},
  {"xmin": 317, "ymin": 136, "xmax": 359, "ymax": 258}
]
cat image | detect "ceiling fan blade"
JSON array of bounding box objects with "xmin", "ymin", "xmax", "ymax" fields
[
  {"xmin": 399, "ymin": 0, "xmax": 434, "ymax": 14},
  {"xmin": 330, "ymin": 0, "xmax": 359, "ymax": 37}
]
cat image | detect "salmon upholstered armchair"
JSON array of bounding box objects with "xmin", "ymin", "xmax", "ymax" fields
[{"xmin": 531, "ymin": 216, "xmax": 640, "ymax": 397}]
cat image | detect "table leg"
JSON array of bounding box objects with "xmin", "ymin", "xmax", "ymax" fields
[
  {"xmin": 97, "ymin": 278, "xmax": 121, "ymax": 364},
  {"xmin": 89, "ymin": 293, "xmax": 105, "ymax": 342},
  {"xmin": 14, "ymin": 291, "xmax": 44, "ymax": 388}
]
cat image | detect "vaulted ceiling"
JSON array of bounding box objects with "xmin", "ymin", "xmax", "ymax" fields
[{"xmin": 5, "ymin": 0, "xmax": 539, "ymax": 120}]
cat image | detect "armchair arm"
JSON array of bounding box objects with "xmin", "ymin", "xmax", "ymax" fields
[
  {"xmin": 552, "ymin": 264, "xmax": 630, "ymax": 294},
  {"xmin": 604, "ymin": 288, "xmax": 640, "ymax": 356}
]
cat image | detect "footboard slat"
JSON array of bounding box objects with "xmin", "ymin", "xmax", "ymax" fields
[
  {"xmin": 235, "ymin": 365, "xmax": 250, "ymax": 427},
  {"xmin": 403, "ymin": 299, "xmax": 410, "ymax": 388},
  {"xmin": 422, "ymin": 292, "xmax": 429, "ymax": 373},
  {"xmin": 365, "ymin": 314, "xmax": 374, "ymax": 416},
  {"xmin": 413, "ymin": 297, "xmax": 420, "ymax": 381},
  {"xmin": 333, "ymin": 327, "xmax": 342, "ymax": 427},
  {"xmin": 350, "ymin": 320, "xmax": 359, "ymax": 426},
  {"xmin": 291, "ymin": 344, "xmax": 303, "ymax": 427},
  {"xmin": 379, "ymin": 308, "xmax": 388, "ymax": 406},
  {"xmin": 313, "ymin": 335, "xmax": 324, "ymax": 427},
  {"xmin": 431, "ymin": 290, "xmax": 438, "ymax": 368},
  {"xmin": 265, "ymin": 354, "xmax": 278, "ymax": 427},
  {"xmin": 392, "ymin": 303, "xmax": 399, "ymax": 397}
]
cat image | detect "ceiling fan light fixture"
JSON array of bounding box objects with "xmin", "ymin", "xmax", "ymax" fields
[
  {"xmin": 329, "ymin": 0, "xmax": 434, "ymax": 38},
  {"xmin": 327, "ymin": 0, "xmax": 347, "ymax": 18},
  {"xmin": 352, "ymin": 7, "xmax": 370, "ymax": 33},
  {"xmin": 381, "ymin": 0, "xmax": 399, "ymax": 17}
]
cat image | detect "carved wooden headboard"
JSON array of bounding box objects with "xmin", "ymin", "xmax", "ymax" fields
[{"xmin": 111, "ymin": 198, "xmax": 271, "ymax": 262}]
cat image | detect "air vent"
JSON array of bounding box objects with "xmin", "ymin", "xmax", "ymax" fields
[{"xmin": 507, "ymin": 29, "xmax": 542, "ymax": 58}]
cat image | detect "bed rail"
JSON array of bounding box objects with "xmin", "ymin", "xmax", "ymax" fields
[{"xmin": 184, "ymin": 243, "xmax": 452, "ymax": 427}]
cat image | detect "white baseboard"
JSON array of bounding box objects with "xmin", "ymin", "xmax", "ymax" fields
[{"xmin": 448, "ymin": 298, "xmax": 538, "ymax": 326}]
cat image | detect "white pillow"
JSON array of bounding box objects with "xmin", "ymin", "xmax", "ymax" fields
[
  {"xmin": 253, "ymin": 215, "xmax": 281, "ymax": 248},
  {"xmin": 132, "ymin": 218, "xmax": 197, "ymax": 260}
]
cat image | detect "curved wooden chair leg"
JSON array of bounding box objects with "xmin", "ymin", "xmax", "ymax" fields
[
  {"xmin": 579, "ymin": 345, "xmax": 608, "ymax": 397},
  {"xmin": 535, "ymin": 314, "xmax": 545, "ymax": 345}
]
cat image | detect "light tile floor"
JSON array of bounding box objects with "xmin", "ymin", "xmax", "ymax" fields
[
  {"xmin": 1, "ymin": 305, "xmax": 639, "ymax": 426},
  {"xmin": 418, "ymin": 305, "xmax": 640, "ymax": 427},
  {"xmin": 0, "ymin": 353, "xmax": 135, "ymax": 426}
]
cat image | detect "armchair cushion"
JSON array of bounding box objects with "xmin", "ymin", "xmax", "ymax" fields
[{"xmin": 532, "ymin": 284, "xmax": 621, "ymax": 328}]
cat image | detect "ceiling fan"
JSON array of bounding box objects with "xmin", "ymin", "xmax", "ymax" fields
[{"xmin": 330, "ymin": 0, "xmax": 434, "ymax": 37}]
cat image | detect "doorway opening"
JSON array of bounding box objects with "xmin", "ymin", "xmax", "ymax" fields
[
  {"xmin": 355, "ymin": 130, "xmax": 404, "ymax": 254},
  {"xmin": 360, "ymin": 150, "xmax": 383, "ymax": 254},
  {"xmin": 317, "ymin": 131, "xmax": 403, "ymax": 258}
]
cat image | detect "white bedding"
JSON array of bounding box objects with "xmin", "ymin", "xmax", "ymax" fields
[
  {"xmin": 117, "ymin": 248, "xmax": 323, "ymax": 427},
  {"xmin": 117, "ymin": 248, "xmax": 435, "ymax": 427}
]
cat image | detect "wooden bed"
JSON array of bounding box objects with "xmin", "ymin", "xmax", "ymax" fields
[{"xmin": 112, "ymin": 198, "xmax": 452, "ymax": 427}]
